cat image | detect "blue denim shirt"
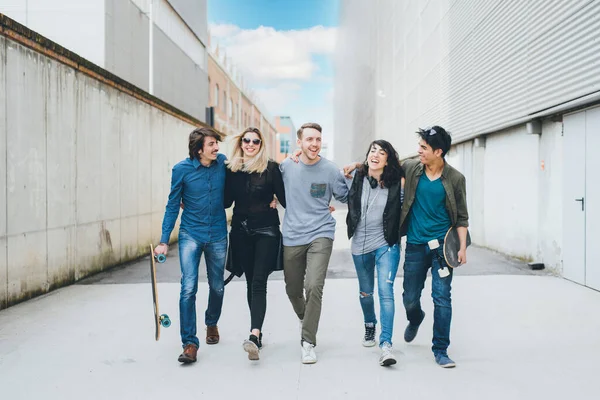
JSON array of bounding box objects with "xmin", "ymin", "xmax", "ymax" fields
[{"xmin": 160, "ymin": 153, "xmax": 227, "ymax": 244}]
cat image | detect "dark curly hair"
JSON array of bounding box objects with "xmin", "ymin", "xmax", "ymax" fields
[{"xmin": 360, "ymin": 140, "xmax": 404, "ymax": 188}]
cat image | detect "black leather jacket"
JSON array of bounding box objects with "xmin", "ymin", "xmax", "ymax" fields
[{"xmin": 346, "ymin": 169, "xmax": 402, "ymax": 246}]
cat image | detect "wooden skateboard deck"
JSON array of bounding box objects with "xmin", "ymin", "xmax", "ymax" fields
[{"xmin": 150, "ymin": 244, "xmax": 170, "ymax": 341}]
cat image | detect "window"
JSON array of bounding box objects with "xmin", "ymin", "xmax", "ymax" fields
[
  {"xmin": 280, "ymin": 140, "xmax": 290, "ymax": 154},
  {"xmin": 228, "ymin": 98, "xmax": 233, "ymax": 119}
]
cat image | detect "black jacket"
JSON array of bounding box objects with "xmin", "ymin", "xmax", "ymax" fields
[
  {"xmin": 346, "ymin": 169, "xmax": 402, "ymax": 246},
  {"xmin": 225, "ymin": 160, "xmax": 286, "ymax": 230}
]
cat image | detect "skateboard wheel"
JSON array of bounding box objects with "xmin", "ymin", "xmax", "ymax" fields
[
  {"xmin": 160, "ymin": 314, "xmax": 171, "ymax": 328},
  {"xmin": 154, "ymin": 254, "xmax": 166, "ymax": 263}
]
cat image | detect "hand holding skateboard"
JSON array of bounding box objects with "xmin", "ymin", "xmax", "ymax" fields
[
  {"xmin": 154, "ymin": 243, "xmax": 168, "ymax": 257},
  {"xmin": 150, "ymin": 244, "xmax": 171, "ymax": 340},
  {"xmin": 443, "ymin": 227, "xmax": 471, "ymax": 269}
]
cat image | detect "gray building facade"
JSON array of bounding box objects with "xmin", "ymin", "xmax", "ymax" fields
[
  {"xmin": 1, "ymin": 0, "xmax": 209, "ymax": 121},
  {"xmin": 335, "ymin": 0, "xmax": 600, "ymax": 290}
]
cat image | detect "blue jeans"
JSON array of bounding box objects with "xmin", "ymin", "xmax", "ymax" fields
[
  {"xmin": 178, "ymin": 230, "xmax": 227, "ymax": 348},
  {"xmin": 352, "ymin": 244, "xmax": 400, "ymax": 346},
  {"xmin": 402, "ymin": 243, "xmax": 453, "ymax": 355}
]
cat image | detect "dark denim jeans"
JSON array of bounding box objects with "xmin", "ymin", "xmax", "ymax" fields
[
  {"xmin": 352, "ymin": 244, "xmax": 400, "ymax": 346},
  {"xmin": 402, "ymin": 242, "xmax": 453, "ymax": 355},
  {"xmin": 178, "ymin": 229, "xmax": 227, "ymax": 348}
]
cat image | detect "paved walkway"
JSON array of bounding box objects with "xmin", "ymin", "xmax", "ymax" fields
[{"xmin": 1, "ymin": 208, "xmax": 599, "ymax": 399}]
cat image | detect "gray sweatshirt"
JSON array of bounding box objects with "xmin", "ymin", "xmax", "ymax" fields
[{"xmin": 280, "ymin": 157, "xmax": 349, "ymax": 246}]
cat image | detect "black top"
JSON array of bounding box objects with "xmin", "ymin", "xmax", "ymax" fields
[{"xmin": 225, "ymin": 160, "xmax": 286, "ymax": 230}]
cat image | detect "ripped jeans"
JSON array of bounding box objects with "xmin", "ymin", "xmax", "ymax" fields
[{"xmin": 352, "ymin": 243, "xmax": 400, "ymax": 346}]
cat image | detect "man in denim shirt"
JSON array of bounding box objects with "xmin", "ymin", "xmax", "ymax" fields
[{"xmin": 154, "ymin": 127, "xmax": 227, "ymax": 364}]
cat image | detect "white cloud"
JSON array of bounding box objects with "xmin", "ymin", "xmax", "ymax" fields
[
  {"xmin": 209, "ymin": 23, "xmax": 241, "ymax": 38},
  {"xmin": 209, "ymin": 24, "xmax": 336, "ymax": 83},
  {"xmin": 254, "ymin": 83, "xmax": 302, "ymax": 113},
  {"xmin": 209, "ymin": 23, "xmax": 336, "ymax": 159}
]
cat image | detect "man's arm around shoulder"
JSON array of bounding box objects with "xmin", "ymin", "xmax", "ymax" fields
[{"xmin": 331, "ymin": 164, "xmax": 349, "ymax": 204}]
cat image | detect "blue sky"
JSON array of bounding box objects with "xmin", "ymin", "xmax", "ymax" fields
[
  {"xmin": 208, "ymin": 0, "xmax": 339, "ymax": 30},
  {"xmin": 208, "ymin": 0, "xmax": 339, "ymax": 148}
]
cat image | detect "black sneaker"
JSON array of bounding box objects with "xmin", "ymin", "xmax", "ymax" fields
[
  {"xmin": 243, "ymin": 334, "xmax": 260, "ymax": 361},
  {"xmin": 362, "ymin": 323, "xmax": 376, "ymax": 347},
  {"xmin": 404, "ymin": 311, "xmax": 425, "ymax": 343}
]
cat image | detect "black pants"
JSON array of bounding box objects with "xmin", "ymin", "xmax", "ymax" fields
[{"xmin": 229, "ymin": 228, "xmax": 279, "ymax": 331}]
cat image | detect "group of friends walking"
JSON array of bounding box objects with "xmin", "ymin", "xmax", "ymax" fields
[{"xmin": 154, "ymin": 122, "xmax": 469, "ymax": 368}]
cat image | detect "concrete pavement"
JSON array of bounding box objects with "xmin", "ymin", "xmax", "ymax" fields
[{"xmin": 1, "ymin": 208, "xmax": 599, "ymax": 400}]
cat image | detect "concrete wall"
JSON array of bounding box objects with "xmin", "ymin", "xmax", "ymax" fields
[
  {"xmin": 108, "ymin": 0, "xmax": 209, "ymax": 120},
  {"xmin": 0, "ymin": 0, "xmax": 105, "ymax": 66},
  {"xmin": 153, "ymin": 25, "xmax": 208, "ymax": 125},
  {"xmin": 0, "ymin": 34, "xmax": 196, "ymax": 309},
  {"xmin": 481, "ymin": 127, "xmax": 541, "ymax": 260},
  {"xmin": 334, "ymin": 0, "xmax": 587, "ymax": 271},
  {"xmin": 537, "ymin": 121, "xmax": 563, "ymax": 272},
  {"xmin": 168, "ymin": 0, "xmax": 208, "ymax": 45},
  {"xmin": 105, "ymin": 0, "xmax": 150, "ymax": 91},
  {"xmin": 0, "ymin": 32, "xmax": 7, "ymax": 309},
  {"xmin": 336, "ymin": 0, "xmax": 600, "ymax": 161},
  {"xmin": 443, "ymin": 122, "xmax": 564, "ymax": 270},
  {"xmin": 2, "ymin": 0, "xmax": 209, "ymax": 123}
]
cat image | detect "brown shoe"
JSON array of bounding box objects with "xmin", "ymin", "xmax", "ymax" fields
[
  {"xmin": 178, "ymin": 344, "xmax": 198, "ymax": 363},
  {"xmin": 206, "ymin": 326, "xmax": 220, "ymax": 344}
]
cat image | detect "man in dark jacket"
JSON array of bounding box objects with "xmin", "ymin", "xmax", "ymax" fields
[{"xmin": 400, "ymin": 125, "xmax": 469, "ymax": 368}]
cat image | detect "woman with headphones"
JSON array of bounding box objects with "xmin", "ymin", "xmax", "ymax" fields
[{"xmin": 345, "ymin": 140, "xmax": 405, "ymax": 366}]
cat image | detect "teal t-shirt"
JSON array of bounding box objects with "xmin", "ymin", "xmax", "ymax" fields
[{"xmin": 407, "ymin": 174, "xmax": 451, "ymax": 245}]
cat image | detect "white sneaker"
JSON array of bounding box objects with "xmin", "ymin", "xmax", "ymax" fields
[
  {"xmin": 379, "ymin": 342, "xmax": 397, "ymax": 366},
  {"xmin": 301, "ymin": 341, "xmax": 317, "ymax": 364}
]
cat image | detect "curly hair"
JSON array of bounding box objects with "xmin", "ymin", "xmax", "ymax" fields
[{"xmin": 360, "ymin": 140, "xmax": 404, "ymax": 188}]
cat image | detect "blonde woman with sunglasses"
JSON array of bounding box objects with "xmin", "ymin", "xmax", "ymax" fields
[{"xmin": 225, "ymin": 127, "xmax": 286, "ymax": 361}]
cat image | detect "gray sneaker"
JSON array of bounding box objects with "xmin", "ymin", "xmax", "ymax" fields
[
  {"xmin": 404, "ymin": 311, "xmax": 425, "ymax": 343},
  {"xmin": 379, "ymin": 342, "xmax": 397, "ymax": 366},
  {"xmin": 435, "ymin": 353, "xmax": 456, "ymax": 368}
]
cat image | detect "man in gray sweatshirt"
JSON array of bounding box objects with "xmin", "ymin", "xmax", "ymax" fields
[{"xmin": 280, "ymin": 122, "xmax": 349, "ymax": 364}]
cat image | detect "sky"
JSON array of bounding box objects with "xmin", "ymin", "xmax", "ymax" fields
[{"xmin": 208, "ymin": 0, "xmax": 339, "ymax": 147}]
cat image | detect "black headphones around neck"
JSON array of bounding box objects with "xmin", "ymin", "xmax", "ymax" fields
[{"xmin": 367, "ymin": 175, "xmax": 379, "ymax": 189}]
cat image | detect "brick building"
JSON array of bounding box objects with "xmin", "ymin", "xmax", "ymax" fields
[{"xmin": 207, "ymin": 44, "xmax": 277, "ymax": 159}]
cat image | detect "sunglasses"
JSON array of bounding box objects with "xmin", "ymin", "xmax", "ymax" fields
[
  {"xmin": 423, "ymin": 126, "xmax": 438, "ymax": 136},
  {"xmin": 242, "ymin": 137, "xmax": 262, "ymax": 145}
]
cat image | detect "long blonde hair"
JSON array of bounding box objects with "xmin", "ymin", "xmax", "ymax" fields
[{"xmin": 227, "ymin": 127, "xmax": 269, "ymax": 173}]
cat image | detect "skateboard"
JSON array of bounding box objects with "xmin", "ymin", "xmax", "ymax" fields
[
  {"xmin": 443, "ymin": 227, "xmax": 472, "ymax": 268},
  {"xmin": 150, "ymin": 244, "xmax": 171, "ymax": 341}
]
